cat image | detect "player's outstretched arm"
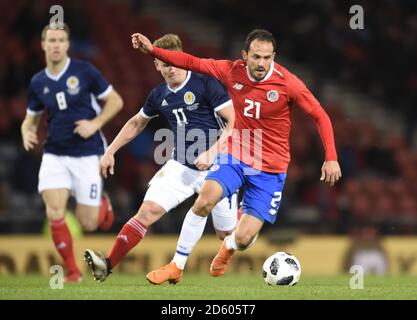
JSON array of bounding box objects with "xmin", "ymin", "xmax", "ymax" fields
[
  {"xmin": 131, "ymin": 32, "xmax": 231, "ymax": 81},
  {"xmin": 74, "ymin": 89, "xmax": 123, "ymax": 139},
  {"xmin": 100, "ymin": 113, "xmax": 150, "ymax": 178},
  {"xmin": 21, "ymin": 114, "xmax": 41, "ymax": 151},
  {"xmin": 131, "ymin": 32, "xmax": 198, "ymax": 70}
]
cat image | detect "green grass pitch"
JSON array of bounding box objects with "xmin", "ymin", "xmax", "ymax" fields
[{"xmin": 0, "ymin": 274, "xmax": 415, "ymax": 300}]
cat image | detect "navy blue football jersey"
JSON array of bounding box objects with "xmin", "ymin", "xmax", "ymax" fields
[
  {"xmin": 27, "ymin": 58, "xmax": 112, "ymax": 156},
  {"xmin": 140, "ymin": 71, "xmax": 230, "ymax": 169}
]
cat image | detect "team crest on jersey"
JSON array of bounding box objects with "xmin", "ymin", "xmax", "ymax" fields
[
  {"xmin": 184, "ymin": 91, "xmax": 195, "ymax": 105},
  {"xmin": 210, "ymin": 164, "xmax": 220, "ymax": 172},
  {"xmin": 66, "ymin": 76, "xmax": 80, "ymax": 95},
  {"xmin": 267, "ymin": 90, "xmax": 279, "ymax": 102}
]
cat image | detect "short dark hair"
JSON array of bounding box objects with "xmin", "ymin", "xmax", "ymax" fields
[
  {"xmin": 244, "ymin": 29, "xmax": 276, "ymax": 52},
  {"xmin": 41, "ymin": 23, "xmax": 70, "ymax": 41}
]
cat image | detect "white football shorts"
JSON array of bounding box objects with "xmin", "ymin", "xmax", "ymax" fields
[
  {"xmin": 144, "ymin": 159, "xmax": 237, "ymax": 231},
  {"xmin": 38, "ymin": 153, "xmax": 102, "ymax": 206}
]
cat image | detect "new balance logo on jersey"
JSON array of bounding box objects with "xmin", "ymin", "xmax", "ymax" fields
[
  {"xmin": 161, "ymin": 99, "xmax": 168, "ymax": 106},
  {"xmin": 233, "ymin": 83, "xmax": 244, "ymax": 90},
  {"xmin": 43, "ymin": 87, "xmax": 50, "ymax": 95}
]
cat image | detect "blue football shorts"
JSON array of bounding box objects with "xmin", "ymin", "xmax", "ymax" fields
[{"xmin": 206, "ymin": 153, "xmax": 287, "ymax": 224}]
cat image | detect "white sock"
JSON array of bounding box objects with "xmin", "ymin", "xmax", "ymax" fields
[
  {"xmin": 225, "ymin": 231, "xmax": 258, "ymax": 251},
  {"xmin": 225, "ymin": 231, "xmax": 238, "ymax": 251},
  {"xmin": 172, "ymin": 209, "xmax": 207, "ymax": 270}
]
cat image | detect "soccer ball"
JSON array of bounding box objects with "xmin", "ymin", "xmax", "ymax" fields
[{"xmin": 262, "ymin": 252, "xmax": 301, "ymax": 286}]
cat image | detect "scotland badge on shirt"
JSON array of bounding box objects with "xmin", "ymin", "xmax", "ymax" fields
[
  {"xmin": 66, "ymin": 76, "xmax": 80, "ymax": 95},
  {"xmin": 183, "ymin": 91, "xmax": 195, "ymax": 105}
]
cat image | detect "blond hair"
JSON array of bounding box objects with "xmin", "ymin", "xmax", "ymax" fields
[
  {"xmin": 153, "ymin": 34, "xmax": 182, "ymax": 51},
  {"xmin": 41, "ymin": 23, "xmax": 70, "ymax": 41}
]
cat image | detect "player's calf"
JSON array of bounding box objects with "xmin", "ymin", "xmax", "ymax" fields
[
  {"xmin": 76, "ymin": 204, "xmax": 99, "ymax": 231},
  {"xmin": 136, "ymin": 201, "xmax": 165, "ymax": 226}
]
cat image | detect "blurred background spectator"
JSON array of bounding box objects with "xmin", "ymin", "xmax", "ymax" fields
[{"xmin": 0, "ymin": 0, "xmax": 416, "ymax": 235}]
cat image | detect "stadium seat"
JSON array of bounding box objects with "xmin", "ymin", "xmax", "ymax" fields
[
  {"xmin": 398, "ymin": 194, "xmax": 417, "ymax": 216},
  {"xmin": 363, "ymin": 178, "xmax": 384, "ymax": 199},
  {"xmin": 373, "ymin": 194, "xmax": 395, "ymax": 219},
  {"xmin": 350, "ymin": 193, "xmax": 372, "ymax": 221}
]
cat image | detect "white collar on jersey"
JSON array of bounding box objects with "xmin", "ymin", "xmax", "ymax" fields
[
  {"xmin": 45, "ymin": 57, "xmax": 71, "ymax": 81},
  {"xmin": 246, "ymin": 60, "xmax": 274, "ymax": 83},
  {"xmin": 167, "ymin": 71, "xmax": 191, "ymax": 93}
]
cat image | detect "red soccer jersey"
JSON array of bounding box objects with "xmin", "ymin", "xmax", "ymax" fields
[{"xmin": 152, "ymin": 47, "xmax": 338, "ymax": 173}]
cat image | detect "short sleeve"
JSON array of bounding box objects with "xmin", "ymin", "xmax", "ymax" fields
[
  {"xmin": 139, "ymin": 91, "xmax": 159, "ymax": 119},
  {"xmin": 27, "ymin": 82, "xmax": 44, "ymax": 115},
  {"xmin": 86, "ymin": 63, "xmax": 112, "ymax": 99},
  {"xmin": 204, "ymin": 77, "xmax": 231, "ymax": 112}
]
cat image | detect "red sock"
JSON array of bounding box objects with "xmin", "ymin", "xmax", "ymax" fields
[
  {"xmin": 49, "ymin": 218, "xmax": 80, "ymax": 274},
  {"xmin": 108, "ymin": 217, "xmax": 147, "ymax": 269},
  {"xmin": 97, "ymin": 196, "xmax": 107, "ymax": 226},
  {"xmin": 97, "ymin": 195, "xmax": 114, "ymax": 231}
]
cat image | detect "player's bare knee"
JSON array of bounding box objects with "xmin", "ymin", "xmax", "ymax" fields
[
  {"xmin": 137, "ymin": 202, "xmax": 164, "ymax": 227},
  {"xmin": 235, "ymin": 232, "xmax": 254, "ymax": 249},
  {"xmin": 193, "ymin": 196, "xmax": 214, "ymax": 217}
]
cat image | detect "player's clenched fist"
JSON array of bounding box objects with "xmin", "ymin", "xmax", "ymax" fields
[
  {"xmin": 131, "ymin": 33, "xmax": 153, "ymax": 54},
  {"xmin": 99, "ymin": 152, "xmax": 115, "ymax": 178}
]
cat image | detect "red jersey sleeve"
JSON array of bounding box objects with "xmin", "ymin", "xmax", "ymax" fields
[
  {"xmin": 288, "ymin": 73, "xmax": 338, "ymax": 161},
  {"xmin": 152, "ymin": 47, "xmax": 233, "ymax": 84}
]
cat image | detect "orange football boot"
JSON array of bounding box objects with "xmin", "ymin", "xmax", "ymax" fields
[
  {"xmin": 146, "ymin": 262, "xmax": 183, "ymax": 285},
  {"xmin": 209, "ymin": 237, "xmax": 235, "ymax": 277}
]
